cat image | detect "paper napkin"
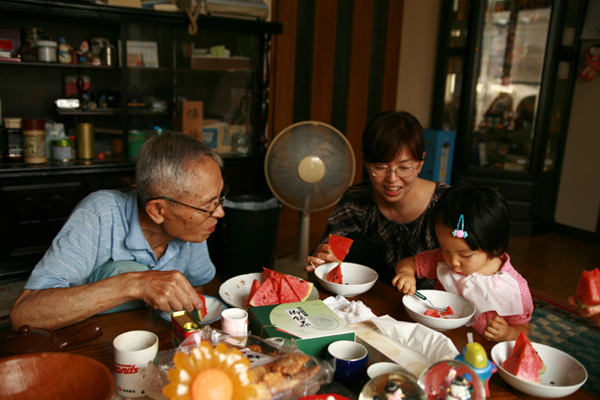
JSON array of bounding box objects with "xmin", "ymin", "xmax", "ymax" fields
[
  {"xmin": 370, "ymin": 316, "xmax": 459, "ymax": 361},
  {"xmin": 323, "ymin": 295, "xmax": 378, "ymax": 325}
]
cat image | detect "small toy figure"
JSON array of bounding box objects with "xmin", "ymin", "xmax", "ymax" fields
[
  {"xmin": 455, "ymin": 342, "xmax": 497, "ymax": 397},
  {"xmin": 383, "ymin": 381, "xmax": 405, "ymax": 400},
  {"xmin": 446, "ymin": 375, "xmax": 472, "ymax": 400},
  {"xmin": 58, "ymin": 37, "xmax": 73, "ymax": 64},
  {"xmin": 580, "ymin": 44, "xmax": 600, "ymax": 80},
  {"xmin": 77, "ymin": 40, "xmax": 91, "ymax": 64}
]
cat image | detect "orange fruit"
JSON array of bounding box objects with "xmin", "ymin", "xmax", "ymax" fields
[{"xmin": 190, "ymin": 368, "xmax": 233, "ymax": 400}]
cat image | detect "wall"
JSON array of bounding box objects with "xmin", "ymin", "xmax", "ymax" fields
[
  {"xmin": 395, "ymin": 0, "xmax": 441, "ymax": 128},
  {"xmin": 554, "ymin": 41, "xmax": 600, "ymax": 234}
]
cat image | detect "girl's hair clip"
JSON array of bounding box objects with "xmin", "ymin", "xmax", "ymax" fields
[{"xmin": 452, "ymin": 214, "xmax": 469, "ymax": 239}]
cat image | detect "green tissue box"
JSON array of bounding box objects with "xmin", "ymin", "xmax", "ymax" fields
[{"xmin": 248, "ymin": 300, "xmax": 355, "ymax": 358}]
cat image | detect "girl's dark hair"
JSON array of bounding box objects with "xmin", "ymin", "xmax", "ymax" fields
[
  {"xmin": 362, "ymin": 111, "xmax": 425, "ymax": 164},
  {"xmin": 431, "ymin": 182, "xmax": 510, "ymax": 257}
]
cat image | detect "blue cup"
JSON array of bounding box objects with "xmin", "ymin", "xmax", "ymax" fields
[{"xmin": 328, "ymin": 340, "xmax": 369, "ymax": 386}]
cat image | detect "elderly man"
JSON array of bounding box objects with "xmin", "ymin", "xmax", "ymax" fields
[{"xmin": 10, "ymin": 131, "xmax": 225, "ymax": 330}]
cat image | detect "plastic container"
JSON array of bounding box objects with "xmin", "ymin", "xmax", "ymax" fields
[
  {"xmin": 207, "ymin": 195, "xmax": 280, "ymax": 280},
  {"xmin": 36, "ymin": 40, "xmax": 57, "ymax": 62}
]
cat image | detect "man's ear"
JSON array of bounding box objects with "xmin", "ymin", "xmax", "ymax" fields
[{"xmin": 145, "ymin": 200, "xmax": 166, "ymax": 224}]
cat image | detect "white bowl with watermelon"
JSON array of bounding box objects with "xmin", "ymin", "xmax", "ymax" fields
[
  {"xmin": 315, "ymin": 262, "xmax": 378, "ymax": 297},
  {"xmin": 491, "ymin": 331, "xmax": 587, "ymax": 398},
  {"xmin": 402, "ymin": 290, "xmax": 475, "ymax": 331}
]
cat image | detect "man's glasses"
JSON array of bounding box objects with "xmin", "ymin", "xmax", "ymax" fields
[
  {"xmin": 147, "ymin": 187, "xmax": 229, "ymax": 218},
  {"xmin": 367, "ymin": 163, "xmax": 420, "ymax": 178}
]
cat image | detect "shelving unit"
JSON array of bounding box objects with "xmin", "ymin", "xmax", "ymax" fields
[
  {"xmin": 0, "ymin": 0, "xmax": 282, "ymax": 281},
  {"xmin": 431, "ymin": 0, "xmax": 587, "ymax": 236}
]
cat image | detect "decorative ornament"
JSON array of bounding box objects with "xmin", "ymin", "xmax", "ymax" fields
[
  {"xmin": 452, "ymin": 214, "xmax": 469, "ymax": 239},
  {"xmin": 579, "ymin": 44, "xmax": 600, "ymax": 81}
]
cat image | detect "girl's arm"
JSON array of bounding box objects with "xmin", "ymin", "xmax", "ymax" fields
[
  {"xmin": 392, "ymin": 256, "xmax": 417, "ymax": 295},
  {"xmin": 483, "ymin": 316, "xmax": 530, "ymax": 342}
]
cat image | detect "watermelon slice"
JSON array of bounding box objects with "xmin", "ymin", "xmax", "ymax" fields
[
  {"xmin": 190, "ymin": 293, "xmax": 208, "ymax": 321},
  {"xmin": 248, "ymin": 278, "xmax": 279, "ymax": 307},
  {"xmin": 324, "ymin": 264, "xmax": 343, "ymax": 284},
  {"xmin": 575, "ymin": 268, "xmax": 600, "ymax": 307},
  {"xmin": 502, "ymin": 332, "xmax": 546, "ymax": 383},
  {"xmin": 245, "ymin": 279, "xmax": 261, "ymax": 309},
  {"xmin": 284, "ymin": 275, "xmax": 314, "ymax": 301},
  {"xmin": 328, "ymin": 234, "xmax": 354, "ymax": 263},
  {"xmin": 278, "ymin": 276, "xmax": 301, "ymax": 304},
  {"xmin": 262, "ymin": 268, "xmax": 281, "ymax": 293}
]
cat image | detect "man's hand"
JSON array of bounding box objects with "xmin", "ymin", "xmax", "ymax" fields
[{"xmin": 135, "ymin": 270, "xmax": 202, "ymax": 312}]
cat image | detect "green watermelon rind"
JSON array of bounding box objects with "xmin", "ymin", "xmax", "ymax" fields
[{"xmin": 284, "ymin": 275, "xmax": 314, "ymax": 301}]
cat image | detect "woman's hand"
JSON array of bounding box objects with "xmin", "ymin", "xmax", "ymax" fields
[{"xmin": 305, "ymin": 243, "xmax": 337, "ymax": 273}]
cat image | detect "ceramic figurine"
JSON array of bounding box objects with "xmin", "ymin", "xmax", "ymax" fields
[
  {"xmin": 580, "ymin": 44, "xmax": 600, "ymax": 81},
  {"xmin": 446, "ymin": 375, "xmax": 472, "ymax": 400},
  {"xmin": 455, "ymin": 342, "xmax": 496, "ymax": 397},
  {"xmin": 77, "ymin": 40, "xmax": 91, "ymax": 64},
  {"xmin": 57, "ymin": 37, "xmax": 72, "ymax": 64}
]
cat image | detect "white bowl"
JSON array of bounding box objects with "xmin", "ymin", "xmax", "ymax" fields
[
  {"xmin": 402, "ymin": 290, "xmax": 475, "ymax": 331},
  {"xmin": 314, "ymin": 262, "xmax": 378, "ymax": 297},
  {"xmin": 491, "ymin": 341, "xmax": 588, "ymax": 398},
  {"xmin": 367, "ymin": 362, "xmax": 411, "ymax": 379}
]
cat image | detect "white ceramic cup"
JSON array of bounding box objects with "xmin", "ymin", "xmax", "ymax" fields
[
  {"xmin": 113, "ymin": 330, "xmax": 159, "ymax": 398},
  {"xmin": 221, "ymin": 308, "xmax": 248, "ymax": 336},
  {"xmin": 367, "ymin": 361, "xmax": 410, "ymax": 379}
]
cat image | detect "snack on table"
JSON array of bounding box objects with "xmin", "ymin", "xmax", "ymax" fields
[
  {"xmin": 575, "ymin": 267, "xmax": 600, "ymax": 307},
  {"xmin": 161, "ymin": 328, "xmax": 333, "ymax": 400},
  {"xmin": 247, "ymin": 268, "xmax": 315, "ymax": 307}
]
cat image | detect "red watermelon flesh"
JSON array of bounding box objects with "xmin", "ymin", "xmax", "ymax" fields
[
  {"xmin": 575, "ymin": 268, "xmax": 600, "ymax": 307},
  {"xmin": 284, "ymin": 275, "xmax": 314, "ymax": 301},
  {"xmin": 441, "ymin": 306, "xmax": 454, "ymax": 317},
  {"xmin": 191, "ymin": 293, "xmax": 208, "ymax": 321},
  {"xmin": 424, "ymin": 309, "xmax": 441, "ymax": 318},
  {"xmin": 262, "ymin": 268, "xmax": 282, "ymax": 293},
  {"xmin": 503, "ymin": 333, "xmax": 546, "ymax": 383},
  {"xmin": 248, "ymin": 277, "xmax": 279, "ymax": 307},
  {"xmin": 324, "ymin": 265, "xmax": 343, "ymax": 284},
  {"xmin": 328, "ymin": 234, "xmax": 354, "ymax": 263},
  {"xmin": 278, "ymin": 276, "xmax": 301, "ymax": 304},
  {"xmin": 245, "ymin": 279, "xmax": 261, "ymax": 309}
]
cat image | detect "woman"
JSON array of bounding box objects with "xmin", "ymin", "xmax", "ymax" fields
[{"xmin": 306, "ymin": 111, "xmax": 448, "ymax": 286}]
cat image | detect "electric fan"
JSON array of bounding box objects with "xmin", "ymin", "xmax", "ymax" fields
[{"xmin": 265, "ymin": 121, "xmax": 356, "ymax": 276}]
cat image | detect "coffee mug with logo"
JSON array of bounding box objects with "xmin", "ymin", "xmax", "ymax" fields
[{"xmin": 113, "ymin": 330, "xmax": 159, "ymax": 398}]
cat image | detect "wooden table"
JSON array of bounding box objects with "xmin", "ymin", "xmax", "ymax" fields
[{"xmin": 5, "ymin": 280, "xmax": 597, "ymax": 400}]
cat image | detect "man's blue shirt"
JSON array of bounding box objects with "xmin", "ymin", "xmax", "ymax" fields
[{"xmin": 24, "ymin": 190, "xmax": 216, "ymax": 289}]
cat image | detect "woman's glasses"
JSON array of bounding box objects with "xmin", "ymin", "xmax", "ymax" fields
[
  {"xmin": 367, "ymin": 163, "xmax": 420, "ymax": 178},
  {"xmin": 147, "ymin": 187, "xmax": 229, "ymax": 218}
]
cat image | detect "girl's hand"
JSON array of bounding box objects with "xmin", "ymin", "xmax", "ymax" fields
[
  {"xmin": 305, "ymin": 244, "xmax": 336, "ymax": 273},
  {"xmin": 392, "ymin": 272, "xmax": 416, "ymax": 295},
  {"xmin": 483, "ymin": 315, "xmax": 510, "ymax": 341},
  {"xmin": 484, "ymin": 316, "xmax": 529, "ymax": 342}
]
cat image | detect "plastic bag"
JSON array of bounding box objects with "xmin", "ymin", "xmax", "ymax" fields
[{"xmin": 144, "ymin": 325, "xmax": 334, "ymax": 400}]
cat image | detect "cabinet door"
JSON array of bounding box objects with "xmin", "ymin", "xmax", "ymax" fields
[{"xmin": 468, "ymin": 1, "xmax": 553, "ymax": 172}]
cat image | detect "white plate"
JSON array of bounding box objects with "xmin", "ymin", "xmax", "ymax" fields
[
  {"xmin": 218, "ymin": 272, "xmax": 319, "ymax": 309},
  {"xmin": 491, "ymin": 340, "xmax": 588, "ymax": 398},
  {"xmin": 159, "ymin": 295, "xmax": 227, "ymax": 325}
]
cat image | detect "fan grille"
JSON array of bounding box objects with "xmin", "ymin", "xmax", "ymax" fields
[{"xmin": 265, "ymin": 121, "xmax": 355, "ymax": 211}]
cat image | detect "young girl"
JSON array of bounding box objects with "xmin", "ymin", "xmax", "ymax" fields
[{"xmin": 392, "ymin": 183, "xmax": 533, "ymax": 342}]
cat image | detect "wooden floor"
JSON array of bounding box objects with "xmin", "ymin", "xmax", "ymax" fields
[{"xmin": 273, "ymin": 222, "xmax": 600, "ymax": 303}]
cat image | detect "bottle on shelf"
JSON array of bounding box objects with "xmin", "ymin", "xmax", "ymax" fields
[
  {"xmin": 23, "ymin": 119, "xmax": 47, "ymax": 165},
  {"xmin": 4, "ymin": 117, "xmax": 24, "ymax": 163},
  {"xmin": 0, "ymin": 99, "xmax": 5, "ymax": 163}
]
